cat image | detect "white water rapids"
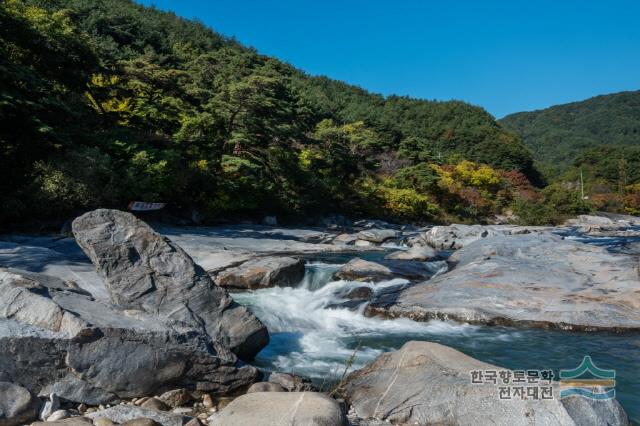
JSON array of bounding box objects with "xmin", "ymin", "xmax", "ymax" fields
[
  {"xmin": 232, "ymin": 260, "xmax": 476, "ymax": 381},
  {"xmin": 232, "ymin": 238, "xmax": 639, "ymax": 421}
]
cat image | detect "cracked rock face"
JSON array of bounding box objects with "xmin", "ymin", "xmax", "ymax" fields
[
  {"xmin": 344, "ymin": 341, "xmax": 629, "ymax": 426},
  {"xmin": 71, "ymin": 209, "xmax": 268, "ymax": 360},
  {"xmin": 0, "ymin": 268, "xmax": 260, "ymax": 404},
  {"xmin": 367, "ymin": 233, "xmax": 640, "ymax": 331}
]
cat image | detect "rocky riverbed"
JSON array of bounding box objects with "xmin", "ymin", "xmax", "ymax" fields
[{"xmin": 0, "ymin": 211, "xmax": 638, "ymax": 425}]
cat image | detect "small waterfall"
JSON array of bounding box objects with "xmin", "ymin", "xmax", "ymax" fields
[
  {"xmin": 298, "ymin": 262, "xmax": 340, "ymax": 290},
  {"xmin": 232, "ymin": 246, "xmax": 639, "ymax": 419},
  {"xmin": 232, "ymin": 260, "xmax": 474, "ymax": 379}
]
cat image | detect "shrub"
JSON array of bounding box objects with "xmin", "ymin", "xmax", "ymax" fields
[
  {"xmin": 390, "ymin": 163, "xmax": 440, "ymax": 193},
  {"xmin": 454, "ymin": 160, "xmax": 501, "ymax": 189},
  {"xmin": 30, "ymin": 161, "xmax": 94, "ymax": 218},
  {"xmin": 542, "ymin": 184, "xmax": 592, "ymax": 215},
  {"xmin": 380, "ymin": 186, "xmax": 440, "ymax": 221},
  {"xmin": 624, "ymin": 184, "xmax": 640, "ymax": 215},
  {"xmin": 590, "ymin": 193, "xmax": 624, "ymax": 213},
  {"xmin": 510, "ymin": 198, "xmax": 560, "ymax": 225}
]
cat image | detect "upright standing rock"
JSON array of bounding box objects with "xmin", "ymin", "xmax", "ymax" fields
[
  {"xmin": 0, "ymin": 268, "xmax": 260, "ymax": 405},
  {"xmin": 72, "ymin": 209, "xmax": 268, "ymax": 360}
]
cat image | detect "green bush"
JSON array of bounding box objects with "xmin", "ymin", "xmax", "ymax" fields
[
  {"xmin": 390, "ymin": 163, "xmax": 440, "ymax": 193},
  {"xmin": 542, "ymin": 184, "xmax": 592, "ymax": 215},
  {"xmin": 381, "ymin": 187, "xmax": 440, "ymax": 221},
  {"xmin": 510, "ymin": 198, "xmax": 559, "ymax": 225},
  {"xmin": 510, "ymin": 184, "xmax": 592, "ymax": 225}
]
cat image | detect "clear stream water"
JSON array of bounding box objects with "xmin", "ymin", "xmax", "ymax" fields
[{"xmin": 233, "ymin": 238, "xmax": 640, "ymax": 423}]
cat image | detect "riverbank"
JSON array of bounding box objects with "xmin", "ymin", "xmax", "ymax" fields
[{"xmin": 0, "ymin": 211, "xmax": 638, "ymax": 425}]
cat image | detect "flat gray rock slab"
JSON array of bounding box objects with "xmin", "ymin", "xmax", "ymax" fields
[
  {"xmin": 157, "ymin": 225, "xmax": 358, "ymax": 257},
  {"xmin": 0, "ymin": 241, "xmax": 108, "ymax": 300},
  {"xmin": 423, "ymin": 224, "xmax": 550, "ymax": 250},
  {"xmin": 344, "ymin": 341, "xmax": 628, "ymax": 426},
  {"xmin": 367, "ymin": 234, "xmax": 640, "ymax": 331},
  {"xmin": 565, "ymin": 213, "xmax": 640, "ymax": 228},
  {"xmin": 213, "ymin": 392, "xmax": 347, "ymax": 426}
]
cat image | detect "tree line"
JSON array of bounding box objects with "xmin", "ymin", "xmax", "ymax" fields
[{"xmin": 1, "ymin": 0, "xmax": 597, "ymax": 227}]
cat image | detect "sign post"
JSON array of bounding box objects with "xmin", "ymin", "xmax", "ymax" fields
[{"xmin": 127, "ymin": 201, "xmax": 166, "ymax": 211}]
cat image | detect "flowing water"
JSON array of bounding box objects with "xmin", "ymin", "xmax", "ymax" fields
[{"xmin": 233, "ymin": 238, "xmax": 640, "ymax": 423}]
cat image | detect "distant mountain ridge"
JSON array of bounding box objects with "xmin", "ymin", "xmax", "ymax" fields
[{"xmin": 499, "ymin": 90, "xmax": 640, "ymax": 168}]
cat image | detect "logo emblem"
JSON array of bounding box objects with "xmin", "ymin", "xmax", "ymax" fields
[{"xmin": 559, "ymin": 356, "xmax": 616, "ymax": 400}]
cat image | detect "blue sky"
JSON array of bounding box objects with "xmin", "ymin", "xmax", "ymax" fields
[{"xmin": 138, "ymin": 0, "xmax": 640, "ymax": 118}]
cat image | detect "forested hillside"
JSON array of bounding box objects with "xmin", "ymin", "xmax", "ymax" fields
[
  {"xmin": 500, "ymin": 91, "xmax": 640, "ymax": 169},
  {"xmin": 500, "ymin": 91, "xmax": 640, "ymax": 216},
  {"xmin": 1, "ymin": 0, "xmax": 585, "ymax": 227}
]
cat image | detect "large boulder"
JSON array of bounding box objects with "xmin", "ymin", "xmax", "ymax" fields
[
  {"xmin": 384, "ymin": 245, "xmax": 437, "ymax": 261},
  {"xmin": 561, "ymin": 395, "xmax": 630, "ymax": 426},
  {"xmin": 0, "ymin": 268, "xmax": 260, "ymax": 405},
  {"xmin": 367, "ymin": 234, "xmax": 640, "ymax": 331},
  {"xmin": 268, "ymin": 372, "xmax": 318, "ymax": 392},
  {"xmin": 213, "ymin": 392, "xmax": 347, "ymax": 425},
  {"xmin": 341, "ymin": 286, "xmax": 374, "ymax": 301},
  {"xmin": 157, "ymin": 389, "xmax": 193, "ymax": 408},
  {"xmin": 215, "ymin": 256, "xmax": 305, "ymax": 289},
  {"xmin": 0, "ymin": 382, "xmax": 39, "ymax": 426},
  {"xmin": 356, "ymin": 229, "xmax": 398, "ymax": 244},
  {"xmin": 246, "ymin": 382, "xmax": 286, "ymax": 393},
  {"xmin": 332, "ymin": 233, "xmax": 358, "ymax": 246},
  {"xmin": 333, "ymin": 259, "xmax": 394, "ymax": 282},
  {"xmin": 71, "ymin": 209, "xmax": 268, "ymax": 360},
  {"xmin": 345, "ymin": 341, "xmax": 628, "ymax": 426},
  {"xmin": 423, "ymin": 224, "xmax": 547, "ymax": 250},
  {"xmin": 423, "ymin": 224, "xmax": 494, "ymax": 250},
  {"xmin": 333, "ymin": 258, "xmax": 447, "ymax": 282}
]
